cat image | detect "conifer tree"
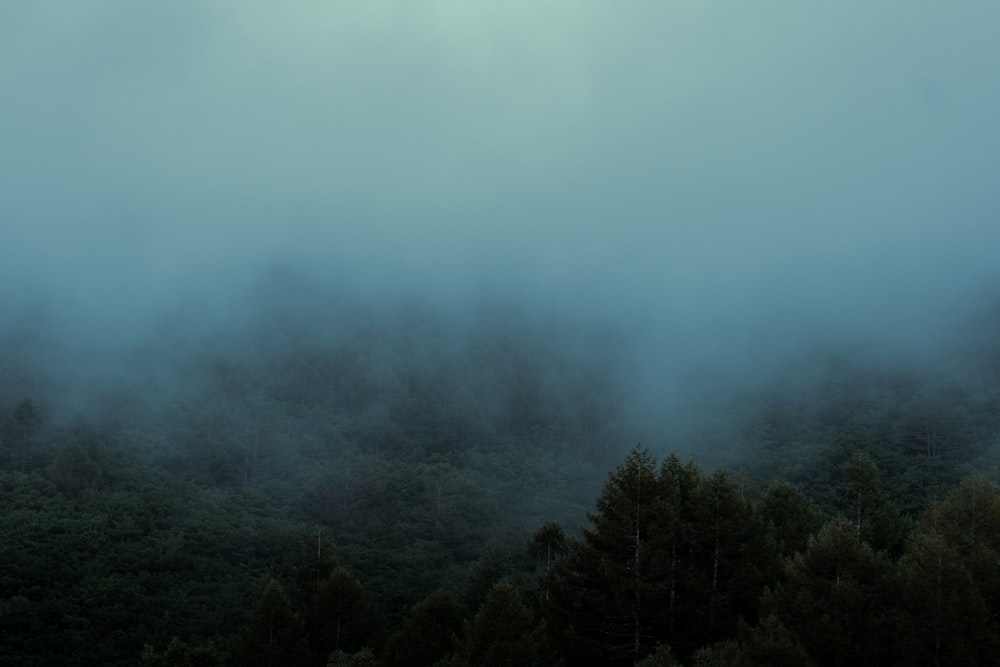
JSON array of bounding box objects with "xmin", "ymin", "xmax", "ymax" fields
[
  {"xmin": 761, "ymin": 518, "xmax": 892, "ymax": 666},
  {"xmin": 231, "ymin": 578, "xmax": 309, "ymax": 667},
  {"xmin": 307, "ymin": 568, "xmax": 380, "ymax": 663},
  {"xmin": 893, "ymin": 527, "xmax": 989, "ymax": 665},
  {"xmin": 454, "ymin": 582, "xmax": 546, "ymax": 667},
  {"xmin": 545, "ymin": 444, "xmax": 668, "ymax": 665},
  {"xmin": 760, "ymin": 481, "xmax": 820, "ymax": 557},
  {"xmin": 381, "ymin": 589, "xmax": 465, "ymax": 667}
]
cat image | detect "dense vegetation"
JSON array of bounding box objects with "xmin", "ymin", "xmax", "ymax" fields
[{"xmin": 2, "ymin": 293, "xmax": 1000, "ymax": 666}]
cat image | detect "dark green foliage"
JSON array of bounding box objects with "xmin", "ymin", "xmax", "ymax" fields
[
  {"xmin": 140, "ymin": 637, "xmax": 225, "ymax": 667},
  {"xmin": 734, "ymin": 615, "xmax": 814, "ymax": 667},
  {"xmin": 452, "ymin": 582, "xmax": 548, "ymax": 667},
  {"xmin": 544, "ymin": 445, "xmax": 664, "ymax": 665},
  {"xmin": 289, "ymin": 532, "xmax": 382, "ymax": 665},
  {"xmin": 690, "ymin": 640, "xmax": 742, "ymax": 667},
  {"xmin": 6, "ymin": 295, "xmax": 1000, "ymax": 665},
  {"xmin": 892, "ymin": 530, "xmax": 990, "ymax": 664},
  {"xmin": 891, "ymin": 476, "xmax": 1000, "ymax": 663},
  {"xmin": 381, "ymin": 588, "xmax": 466, "ymax": 667},
  {"xmin": 544, "ymin": 446, "xmax": 779, "ymax": 664},
  {"xmin": 528, "ymin": 520, "xmax": 568, "ymax": 573},
  {"xmin": 325, "ymin": 648, "xmax": 377, "ymax": 667},
  {"xmin": 840, "ymin": 451, "xmax": 909, "ymax": 554},
  {"xmin": 46, "ymin": 436, "xmax": 103, "ymax": 494},
  {"xmin": 295, "ymin": 531, "xmax": 338, "ymax": 604},
  {"xmin": 464, "ymin": 540, "xmax": 515, "ymax": 610},
  {"xmin": 305, "ymin": 568, "xmax": 381, "ymax": 664},
  {"xmin": 761, "ymin": 518, "xmax": 893, "ymax": 666},
  {"xmin": 0, "ymin": 463, "xmax": 306, "ymax": 667},
  {"xmin": 761, "ymin": 481, "xmax": 821, "ymax": 557},
  {"xmin": 231, "ymin": 578, "xmax": 309, "ymax": 667},
  {"xmin": 635, "ymin": 644, "xmax": 683, "ymax": 667}
]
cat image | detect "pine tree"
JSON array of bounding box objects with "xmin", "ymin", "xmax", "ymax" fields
[
  {"xmin": 893, "ymin": 527, "xmax": 989, "ymax": 665},
  {"xmin": 545, "ymin": 444, "xmax": 664, "ymax": 666},
  {"xmin": 381, "ymin": 589, "xmax": 465, "ymax": 667},
  {"xmin": 231, "ymin": 578, "xmax": 309, "ymax": 667},
  {"xmin": 455, "ymin": 582, "xmax": 546, "ymax": 667},
  {"xmin": 306, "ymin": 568, "xmax": 380, "ymax": 663},
  {"xmin": 528, "ymin": 521, "xmax": 568, "ymax": 574},
  {"xmin": 761, "ymin": 518, "xmax": 892, "ymax": 666},
  {"xmin": 760, "ymin": 481, "xmax": 820, "ymax": 557}
]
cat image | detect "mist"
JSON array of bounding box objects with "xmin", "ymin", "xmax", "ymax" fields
[
  {"xmin": 6, "ymin": 5, "xmax": 1000, "ymax": 664},
  {"xmin": 2, "ymin": 1, "xmax": 1000, "ymax": 455}
]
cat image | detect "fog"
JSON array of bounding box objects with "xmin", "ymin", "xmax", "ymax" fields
[{"xmin": 2, "ymin": 2, "xmax": 1000, "ymax": 456}]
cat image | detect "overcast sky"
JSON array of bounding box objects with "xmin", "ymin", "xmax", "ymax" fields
[{"xmin": 2, "ymin": 2, "xmax": 999, "ymax": 377}]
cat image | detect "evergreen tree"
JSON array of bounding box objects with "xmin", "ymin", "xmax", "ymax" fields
[
  {"xmin": 546, "ymin": 444, "xmax": 664, "ymax": 665},
  {"xmin": 842, "ymin": 452, "xmax": 907, "ymax": 553},
  {"xmin": 893, "ymin": 527, "xmax": 990, "ymax": 665},
  {"xmin": 231, "ymin": 578, "xmax": 309, "ymax": 667},
  {"xmin": 736, "ymin": 614, "xmax": 814, "ymax": 667},
  {"xmin": 453, "ymin": 582, "xmax": 546, "ymax": 667},
  {"xmin": 909, "ymin": 476, "xmax": 1000, "ymax": 660},
  {"xmin": 306, "ymin": 568, "xmax": 380, "ymax": 664},
  {"xmin": 528, "ymin": 521, "xmax": 568, "ymax": 574},
  {"xmin": 760, "ymin": 481, "xmax": 820, "ymax": 557},
  {"xmin": 685, "ymin": 469, "xmax": 777, "ymax": 645},
  {"xmin": 381, "ymin": 588, "xmax": 465, "ymax": 667},
  {"xmin": 761, "ymin": 518, "xmax": 892, "ymax": 666},
  {"xmin": 294, "ymin": 530, "xmax": 337, "ymax": 609}
]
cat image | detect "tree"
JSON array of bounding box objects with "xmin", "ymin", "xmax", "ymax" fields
[
  {"xmin": 914, "ymin": 475, "xmax": 1000, "ymax": 658},
  {"xmin": 545, "ymin": 445, "xmax": 679, "ymax": 665},
  {"xmin": 734, "ymin": 615, "xmax": 814, "ymax": 667},
  {"xmin": 381, "ymin": 589, "xmax": 465, "ymax": 667},
  {"xmin": 842, "ymin": 451, "xmax": 906, "ymax": 552},
  {"xmin": 231, "ymin": 578, "xmax": 309, "ymax": 667},
  {"xmin": 528, "ymin": 521, "xmax": 567, "ymax": 574},
  {"xmin": 294, "ymin": 530, "xmax": 337, "ymax": 605},
  {"xmin": 684, "ymin": 469, "xmax": 778, "ymax": 646},
  {"xmin": 306, "ymin": 568, "xmax": 380, "ymax": 664},
  {"xmin": 761, "ymin": 518, "xmax": 892, "ymax": 666},
  {"xmin": 465, "ymin": 540, "xmax": 514, "ymax": 610},
  {"xmin": 325, "ymin": 648, "xmax": 376, "ymax": 667},
  {"xmin": 453, "ymin": 582, "xmax": 547, "ymax": 667},
  {"xmin": 139, "ymin": 637, "xmax": 223, "ymax": 667},
  {"xmin": 760, "ymin": 481, "xmax": 820, "ymax": 557},
  {"xmin": 545, "ymin": 446, "xmax": 780, "ymax": 664},
  {"xmin": 893, "ymin": 527, "xmax": 990, "ymax": 665}
]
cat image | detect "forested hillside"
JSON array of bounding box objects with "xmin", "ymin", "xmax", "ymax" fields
[
  {"xmin": 5, "ymin": 1, "xmax": 1000, "ymax": 664},
  {"xmin": 2, "ymin": 295, "xmax": 999, "ymax": 666}
]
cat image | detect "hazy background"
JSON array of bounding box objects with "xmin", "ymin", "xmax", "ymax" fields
[{"xmin": 2, "ymin": 1, "xmax": 999, "ymax": 444}]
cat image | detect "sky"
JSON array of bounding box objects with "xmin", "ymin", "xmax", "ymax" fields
[{"xmin": 2, "ymin": 1, "xmax": 1000, "ymax": 395}]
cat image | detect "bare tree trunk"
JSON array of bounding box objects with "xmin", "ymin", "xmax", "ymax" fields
[
  {"xmin": 633, "ymin": 463, "xmax": 642, "ymax": 659},
  {"xmin": 435, "ymin": 482, "xmax": 443, "ymax": 529},
  {"xmin": 856, "ymin": 489, "xmax": 863, "ymax": 541},
  {"xmin": 935, "ymin": 533, "xmax": 942, "ymax": 667},
  {"xmin": 669, "ymin": 540, "xmax": 677, "ymax": 637}
]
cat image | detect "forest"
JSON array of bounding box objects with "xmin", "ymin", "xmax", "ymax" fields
[
  {"xmin": 2, "ymin": 289, "xmax": 1000, "ymax": 667},
  {"xmin": 4, "ymin": 2, "xmax": 1000, "ymax": 665}
]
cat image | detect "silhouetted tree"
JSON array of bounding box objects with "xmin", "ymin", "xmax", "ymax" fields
[
  {"xmin": 760, "ymin": 481, "xmax": 820, "ymax": 557},
  {"xmin": 761, "ymin": 518, "xmax": 893, "ymax": 666},
  {"xmin": 231, "ymin": 578, "xmax": 309, "ymax": 667},
  {"xmin": 381, "ymin": 588, "xmax": 465, "ymax": 667},
  {"xmin": 528, "ymin": 521, "xmax": 567, "ymax": 574},
  {"xmin": 453, "ymin": 582, "xmax": 546, "ymax": 667}
]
